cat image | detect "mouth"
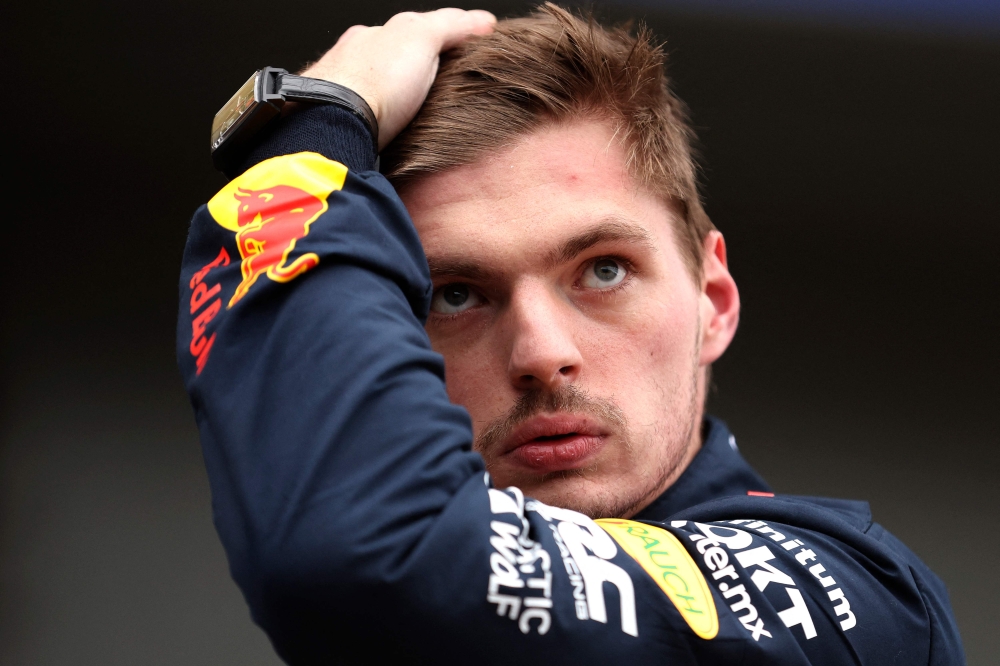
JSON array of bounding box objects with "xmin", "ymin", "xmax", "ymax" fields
[{"xmin": 500, "ymin": 413, "xmax": 608, "ymax": 474}]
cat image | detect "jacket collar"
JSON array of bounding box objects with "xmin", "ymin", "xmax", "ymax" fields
[{"xmin": 633, "ymin": 415, "xmax": 771, "ymax": 522}]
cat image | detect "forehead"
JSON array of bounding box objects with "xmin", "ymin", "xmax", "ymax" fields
[{"xmin": 398, "ymin": 119, "xmax": 682, "ymax": 265}]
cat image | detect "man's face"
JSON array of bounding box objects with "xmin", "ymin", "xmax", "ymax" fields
[{"xmin": 399, "ymin": 119, "xmax": 736, "ymax": 518}]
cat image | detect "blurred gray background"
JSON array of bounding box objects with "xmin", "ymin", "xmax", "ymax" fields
[{"xmin": 2, "ymin": 0, "xmax": 997, "ymax": 663}]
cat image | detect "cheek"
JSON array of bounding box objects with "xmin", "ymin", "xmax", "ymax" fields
[
  {"xmin": 578, "ymin": 292, "xmax": 700, "ymax": 420},
  {"xmin": 594, "ymin": 293, "xmax": 697, "ymax": 369},
  {"xmin": 645, "ymin": 307, "xmax": 698, "ymax": 369},
  {"xmin": 430, "ymin": 332, "xmax": 510, "ymax": 433}
]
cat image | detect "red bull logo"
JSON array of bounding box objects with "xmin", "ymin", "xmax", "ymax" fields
[
  {"xmin": 188, "ymin": 152, "xmax": 349, "ymax": 377},
  {"xmin": 229, "ymin": 185, "xmax": 324, "ymax": 306},
  {"xmin": 207, "ymin": 151, "xmax": 349, "ymax": 307}
]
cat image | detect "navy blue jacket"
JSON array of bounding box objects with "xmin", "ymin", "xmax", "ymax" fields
[{"xmin": 178, "ymin": 106, "xmax": 964, "ymax": 664}]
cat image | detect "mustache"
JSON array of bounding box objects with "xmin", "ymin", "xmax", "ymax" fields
[{"xmin": 474, "ymin": 385, "xmax": 629, "ymax": 463}]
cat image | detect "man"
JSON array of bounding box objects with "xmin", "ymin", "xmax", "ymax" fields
[{"xmin": 178, "ymin": 5, "xmax": 963, "ymax": 664}]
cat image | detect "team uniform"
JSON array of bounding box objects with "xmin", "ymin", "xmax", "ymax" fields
[{"xmin": 177, "ymin": 106, "xmax": 964, "ymax": 664}]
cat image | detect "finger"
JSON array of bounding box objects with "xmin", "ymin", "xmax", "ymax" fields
[{"xmin": 425, "ymin": 8, "xmax": 497, "ymax": 51}]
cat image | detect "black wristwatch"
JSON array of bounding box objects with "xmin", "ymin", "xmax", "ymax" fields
[{"xmin": 210, "ymin": 67, "xmax": 379, "ymax": 174}]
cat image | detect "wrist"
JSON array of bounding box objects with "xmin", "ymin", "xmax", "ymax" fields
[
  {"xmin": 211, "ymin": 68, "xmax": 378, "ymax": 174},
  {"xmin": 229, "ymin": 104, "xmax": 378, "ymax": 180},
  {"xmin": 298, "ymin": 65, "xmax": 382, "ymax": 122}
]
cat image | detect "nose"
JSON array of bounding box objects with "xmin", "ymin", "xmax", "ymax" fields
[{"xmin": 505, "ymin": 282, "xmax": 582, "ymax": 392}]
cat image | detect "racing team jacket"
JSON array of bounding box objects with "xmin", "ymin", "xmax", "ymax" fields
[{"xmin": 178, "ymin": 105, "xmax": 965, "ymax": 664}]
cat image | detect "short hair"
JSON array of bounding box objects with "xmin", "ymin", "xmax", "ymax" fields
[{"xmin": 382, "ymin": 2, "xmax": 715, "ymax": 278}]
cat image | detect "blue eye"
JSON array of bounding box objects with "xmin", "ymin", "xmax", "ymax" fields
[
  {"xmin": 582, "ymin": 258, "xmax": 627, "ymax": 289},
  {"xmin": 431, "ymin": 284, "xmax": 482, "ymax": 314}
]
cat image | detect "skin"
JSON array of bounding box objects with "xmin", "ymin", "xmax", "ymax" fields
[{"xmin": 305, "ymin": 9, "xmax": 741, "ymax": 518}]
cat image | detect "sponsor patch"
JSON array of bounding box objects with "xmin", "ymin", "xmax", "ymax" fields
[
  {"xmin": 597, "ymin": 519, "xmax": 718, "ymax": 640},
  {"xmin": 486, "ymin": 489, "xmax": 640, "ymax": 637},
  {"xmin": 206, "ymin": 152, "xmax": 348, "ymax": 307}
]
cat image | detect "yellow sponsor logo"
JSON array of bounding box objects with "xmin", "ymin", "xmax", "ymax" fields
[
  {"xmin": 597, "ymin": 519, "xmax": 718, "ymax": 640},
  {"xmin": 207, "ymin": 152, "xmax": 347, "ymax": 231},
  {"xmin": 207, "ymin": 152, "xmax": 348, "ymax": 307}
]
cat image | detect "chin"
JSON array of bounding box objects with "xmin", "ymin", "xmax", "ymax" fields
[{"xmin": 498, "ymin": 470, "xmax": 652, "ymax": 520}]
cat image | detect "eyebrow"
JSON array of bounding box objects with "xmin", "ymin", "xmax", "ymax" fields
[
  {"xmin": 543, "ymin": 218, "xmax": 655, "ymax": 270},
  {"xmin": 426, "ymin": 216, "xmax": 655, "ymax": 283},
  {"xmin": 426, "ymin": 258, "xmax": 497, "ymax": 283}
]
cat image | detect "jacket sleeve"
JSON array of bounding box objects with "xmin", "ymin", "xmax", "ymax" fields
[{"xmin": 177, "ymin": 146, "xmax": 964, "ymax": 665}]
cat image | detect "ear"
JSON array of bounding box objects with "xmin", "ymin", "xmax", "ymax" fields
[{"xmin": 698, "ymin": 230, "xmax": 740, "ymax": 366}]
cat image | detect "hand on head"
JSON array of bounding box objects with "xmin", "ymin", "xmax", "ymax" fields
[{"xmin": 300, "ymin": 8, "xmax": 497, "ymax": 150}]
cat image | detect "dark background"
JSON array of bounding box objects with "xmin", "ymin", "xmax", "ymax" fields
[{"xmin": 2, "ymin": 0, "xmax": 997, "ymax": 663}]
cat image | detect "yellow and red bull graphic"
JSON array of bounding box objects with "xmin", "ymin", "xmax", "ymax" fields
[
  {"xmin": 186, "ymin": 152, "xmax": 349, "ymax": 375},
  {"xmin": 207, "ymin": 152, "xmax": 348, "ymax": 307}
]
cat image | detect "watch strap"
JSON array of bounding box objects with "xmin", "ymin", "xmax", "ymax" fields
[
  {"xmin": 210, "ymin": 67, "xmax": 380, "ymax": 176},
  {"xmin": 278, "ymin": 74, "xmax": 379, "ymax": 152}
]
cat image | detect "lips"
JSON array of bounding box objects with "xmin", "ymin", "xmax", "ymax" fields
[{"xmin": 500, "ymin": 413, "xmax": 608, "ymax": 474}]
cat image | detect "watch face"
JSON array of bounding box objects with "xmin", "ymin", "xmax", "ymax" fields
[{"xmin": 211, "ymin": 71, "xmax": 260, "ymax": 150}]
